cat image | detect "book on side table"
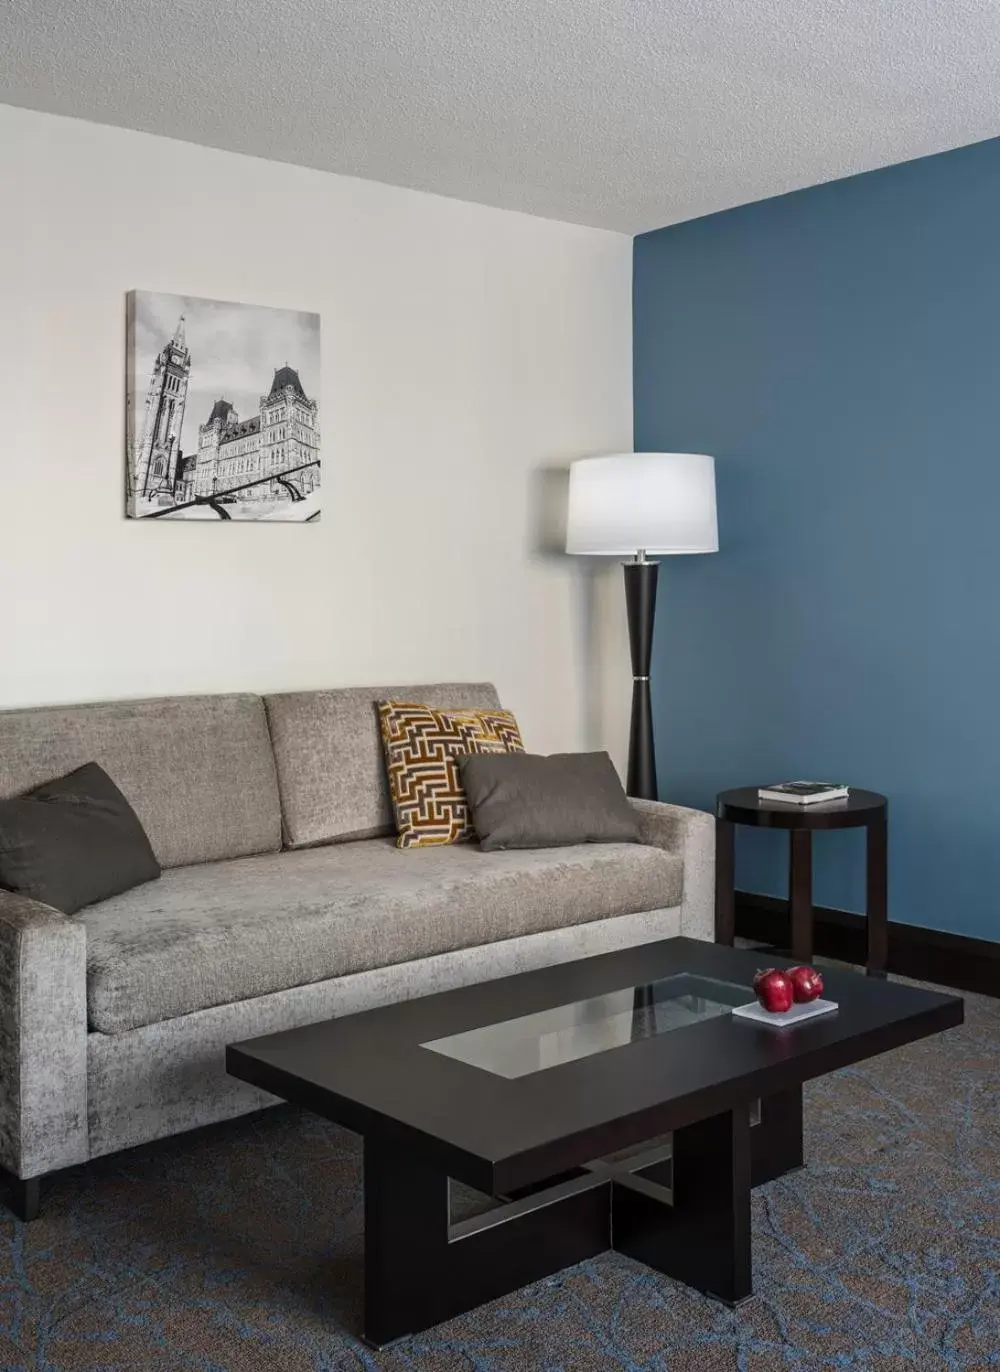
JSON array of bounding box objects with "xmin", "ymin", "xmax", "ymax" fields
[{"xmin": 758, "ymin": 781, "xmax": 849, "ymax": 805}]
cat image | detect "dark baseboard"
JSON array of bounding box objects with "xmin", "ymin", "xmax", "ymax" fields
[{"xmin": 735, "ymin": 891, "xmax": 999, "ymax": 999}]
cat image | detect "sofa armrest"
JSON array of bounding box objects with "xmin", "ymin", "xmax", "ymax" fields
[
  {"xmin": 631, "ymin": 799, "xmax": 715, "ymax": 942},
  {"xmin": 0, "ymin": 891, "xmax": 88, "ymax": 1179}
]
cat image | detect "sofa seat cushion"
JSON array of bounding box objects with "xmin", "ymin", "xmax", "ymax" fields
[{"xmin": 76, "ymin": 838, "xmax": 684, "ymax": 1034}]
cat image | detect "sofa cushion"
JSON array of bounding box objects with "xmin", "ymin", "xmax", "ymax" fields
[
  {"xmin": 0, "ymin": 695, "xmax": 281, "ymax": 869},
  {"xmin": 459, "ymin": 751, "xmax": 641, "ymax": 851},
  {"xmin": 0, "ymin": 761, "xmax": 161, "ymax": 913},
  {"xmin": 379, "ymin": 701, "xmax": 525, "ymax": 848},
  {"xmin": 76, "ymin": 838, "xmax": 683, "ymax": 1033},
  {"xmin": 263, "ymin": 682, "xmax": 501, "ymax": 848}
]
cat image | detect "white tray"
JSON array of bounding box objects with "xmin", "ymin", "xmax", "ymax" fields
[{"xmin": 732, "ymin": 997, "xmax": 838, "ymax": 1027}]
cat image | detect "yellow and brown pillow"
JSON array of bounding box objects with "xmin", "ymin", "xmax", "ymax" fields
[{"xmin": 378, "ymin": 701, "xmax": 524, "ymax": 848}]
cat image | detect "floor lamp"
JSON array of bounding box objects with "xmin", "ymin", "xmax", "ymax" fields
[{"xmin": 565, "ymin": 453, "xmax": 719, "ymax": 801}]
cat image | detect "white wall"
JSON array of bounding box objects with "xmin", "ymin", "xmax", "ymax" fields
[{"xmin": 0, "ymin": 105, "xmax": 633, "ymax": 757}]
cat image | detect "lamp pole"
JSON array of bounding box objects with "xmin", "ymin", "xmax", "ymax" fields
[{"xmin": 624, "ymin": 550, "xmax": 658, "ymax": 800}]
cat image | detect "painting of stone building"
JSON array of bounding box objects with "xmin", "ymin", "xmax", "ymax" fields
[{"xmin": 126, "ymin": 292, "xmax": 321, "ymax": 521}]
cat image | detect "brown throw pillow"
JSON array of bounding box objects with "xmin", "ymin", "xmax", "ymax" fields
[
  {"xmin": 378, "ymin": 701, "xmax": 524, "ymax": 848},
  {"xmin": 458, "ymin": 751, "xmax": 640, "ymax": 851},
  {"xmin": 0, "ymin": 762, "xmax": 161, "ymax": 914}
]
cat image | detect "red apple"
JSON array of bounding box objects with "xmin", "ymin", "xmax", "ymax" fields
[
  {"xmin": 753, "ymin": 968, "xmax": 794, "ymax": 1014},
  {"xmin": 788, "ymin": 965, "xmax": 824, "ymax": 1003}
]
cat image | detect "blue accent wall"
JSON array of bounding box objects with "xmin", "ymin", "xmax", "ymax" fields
[{"xmin": 633, "ymin": 139, "xmax": 1000, "ymax": 941}]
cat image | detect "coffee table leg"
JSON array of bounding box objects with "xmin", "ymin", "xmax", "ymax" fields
[
  {"xmin": 715, "ymin": 818, "xmax": 736, "ymax": 945},
  {"xmin": 613, "ymin": 1107, "xmax": 752, "ymax": 1305},
  {"xmin": 866, "ymin": 815, "xmax": 888, "ymax": 978},
  {"xmin": 750, "ymin": 1086, "xmax": 804, "ymax": 1187},
  {"xmin": 789, "ymin": 830, "xmax": 813, "ymax": 964},
  {"xmin": 363, "ymin": 1135, "xmax": 609, "ymax": 1346},
  {"xmin": 364, "ymin": 1136, "xmax": 449, "ymax": 1347}
]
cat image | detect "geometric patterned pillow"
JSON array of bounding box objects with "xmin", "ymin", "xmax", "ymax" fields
[{"xmin": 378, "ymin": 701, "xmax": 525, "ymax": 848}]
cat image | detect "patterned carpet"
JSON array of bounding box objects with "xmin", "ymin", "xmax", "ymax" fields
[{"xmin": 2, "ymin": 979, "xmax": 998, "ymax": 1371}]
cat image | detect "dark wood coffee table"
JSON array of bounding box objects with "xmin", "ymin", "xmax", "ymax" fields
[{"xmin": 227, "ymin": 938, "xmax": 961, "ymax": 1346}]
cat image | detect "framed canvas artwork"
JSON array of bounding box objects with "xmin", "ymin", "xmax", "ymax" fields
[{"xmin": 126, "ymin": 291, "xmax": 321, "ymax": 521}]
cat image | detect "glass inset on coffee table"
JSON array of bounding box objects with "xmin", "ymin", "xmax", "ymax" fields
[{"xmin": 423, "ymin": 973, "xmax": 749, "ymax": 1079}]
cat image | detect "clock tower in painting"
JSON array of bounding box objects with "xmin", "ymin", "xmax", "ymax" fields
[{"xmin": 131, "ymin": 316, "xmax": 191, "ymax": 507}]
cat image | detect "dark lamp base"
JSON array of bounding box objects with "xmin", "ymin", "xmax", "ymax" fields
[{"xmin": 624, "ymin": 561, "xmax": 658, "ymax": 801}]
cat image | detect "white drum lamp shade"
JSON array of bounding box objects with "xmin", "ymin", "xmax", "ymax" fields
[{"xmin": 565, "ymin": 453, "xmax": 718, "ymax": 556}]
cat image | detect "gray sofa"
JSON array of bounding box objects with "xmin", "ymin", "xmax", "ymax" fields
[{"xmin": 0, "ymin": 681, "xmax": 714, "ymax": 1218}]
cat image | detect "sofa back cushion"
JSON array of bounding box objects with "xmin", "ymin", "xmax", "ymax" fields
[
  {"xmin": 0, "ymin": 694, "xmax": 281, "ymax": 869},
  {"xmin": 264, "ymin": 682, "xmax": 502, "ymax": 848}
]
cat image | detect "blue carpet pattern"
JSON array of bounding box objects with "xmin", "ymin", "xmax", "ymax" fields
[{"xmin": 1, "ymin": 979, "xmax": 997, "ymax": 1371}]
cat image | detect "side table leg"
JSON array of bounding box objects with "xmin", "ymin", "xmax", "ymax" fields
[
  {"xmin": 789, "ymin": 830, "xmax": 813, "ymax": 964},
  {"xmin": 715, "ymin": 818, "xmax": 735, "ymax": 945},
  {"xmin": 866, "ymin": 816, "xmax": 888, "ymax": 978}
]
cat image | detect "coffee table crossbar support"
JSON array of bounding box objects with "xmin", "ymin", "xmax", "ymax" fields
[{"xmin": 363, "ymin": 1088, "xmax": 803, "ymax": 1347}]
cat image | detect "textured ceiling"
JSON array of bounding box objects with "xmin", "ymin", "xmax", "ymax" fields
[{"xmin": 3, "ymin": 0, "xmax": 1000, "ymax": 233}]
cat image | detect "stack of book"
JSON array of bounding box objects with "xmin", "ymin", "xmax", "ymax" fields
[{"xmin": 758, "ymin": 781, "xmax": 849, "ymax": 805}]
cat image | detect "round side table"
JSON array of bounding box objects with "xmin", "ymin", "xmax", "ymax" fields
[{"xmin": 714, "ymin": 787, "xmax": 888, "ymax": 977}]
